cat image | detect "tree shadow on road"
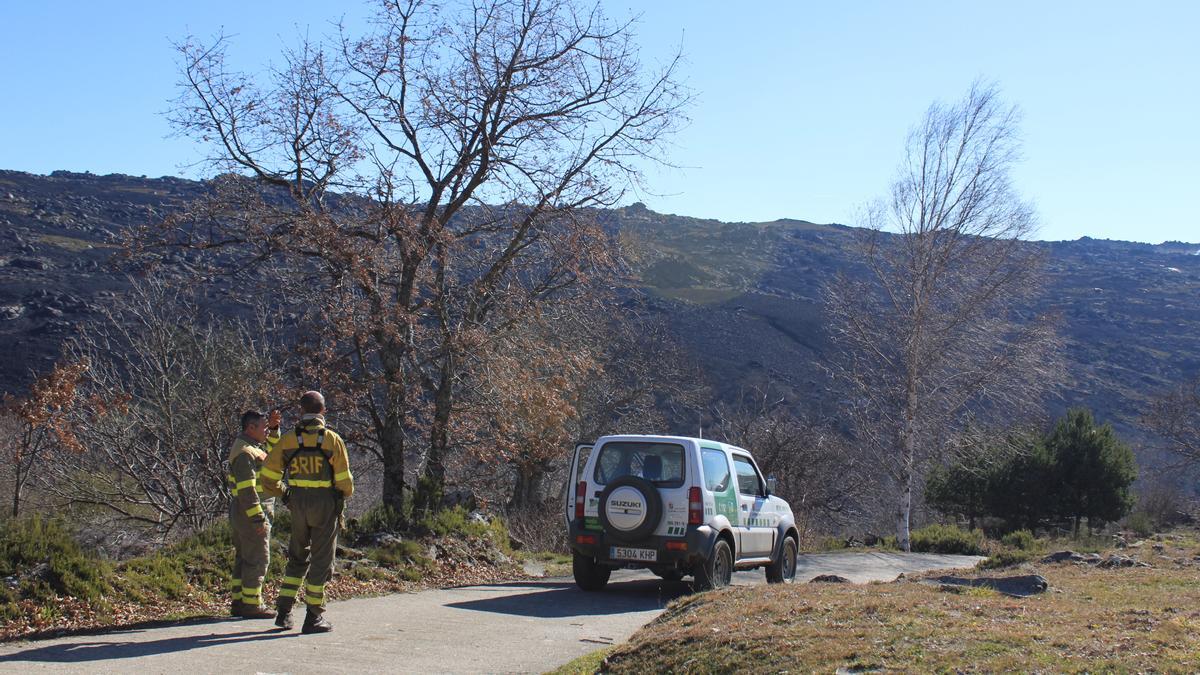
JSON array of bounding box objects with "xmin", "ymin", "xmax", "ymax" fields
[
  {"xmin": 0, "ymin": 624, "xmax": 297, "ymax": 664},
  {"xmin": 446, "ymin": 578, "xmax": 692, "ymax": 618}
]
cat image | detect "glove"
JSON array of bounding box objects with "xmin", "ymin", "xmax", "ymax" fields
[{"xmin": 281, "ymin": 487, "xmax": 291, "ymax": 507}]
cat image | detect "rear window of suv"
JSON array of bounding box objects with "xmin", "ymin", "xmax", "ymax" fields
[{"xmin": 593, "ymin": 442, "xmax": 685, "ymax": 487}]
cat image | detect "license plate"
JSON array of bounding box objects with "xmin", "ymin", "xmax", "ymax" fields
[{"xmin": 611, "ymin": 546, "xmax": 657, "ymax": 562}]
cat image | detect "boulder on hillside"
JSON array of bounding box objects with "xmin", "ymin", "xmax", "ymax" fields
[
  {"xmin": 810, "ymin": 574, "xmax": 850, "ymax": 583},
  {"xmin": 1042, "ymin": 550, "xmax": 1084, "ymax": 563},
  {"xmin": 925, "ymin": 574, "xmax": 1049, "ymax": 598},
  {"xmin": 1099, "ymin": 555, "xmax": 1151, "ymax": 569}
]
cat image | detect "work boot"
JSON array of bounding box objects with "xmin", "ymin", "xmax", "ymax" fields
[
  {"xmin": 238, "ymin": 604, "xmax": 276, "ymax": 619},
  {"xmin": 230, "ymin": 600, "xmax": 243, "ymax": 618},
  {"xmin": 274, "ymin": 608, "xmax": 294, "ymax": 630},
  {"xmin": 301, "ymin": 611, "xmax": 333, "ymax": 634}
]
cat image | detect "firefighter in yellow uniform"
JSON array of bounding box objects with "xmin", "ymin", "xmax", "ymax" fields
[
  {"xmin": 227, "ymin": 409, "xmax": 281, "ymax": 619},
  {"xmin": 260, "ymin": 391, "xmax": 353, "ymax": 634}
]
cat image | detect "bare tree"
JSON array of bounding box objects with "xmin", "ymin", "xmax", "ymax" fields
[
  {"xmin": 153, "ymin": 0, "xmax": 688, "ymax": 520},
  {"xmin": 50, "ymin": 280, "xmax": 286, "ymax": 537},
  {"xmin": 1144, "ymin": 376, "xmax": 1200, "ymax": 467},
  {"xmin": 823, "ymin": 82, "xmax": 1062, "ymax": 550},
  {"xmin": 712, "ymin": 384, "xmax": 860, "ymax": 543}
]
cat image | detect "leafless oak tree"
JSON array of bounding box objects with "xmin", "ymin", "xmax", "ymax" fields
[
  {"xmin": 823, "ymin": 82, "xmax": 1062, "ymax": 550},
  {"xmin": 1144, "ymin": 376, "xmax": 1200, "ymax": 467},
  {"xmin": 51, "ymin": 279, "xmax": 286, "ymax": 538},
  {"xmin": 712, "ymin": 384, "xmax": 860, "ymax": 543},
  {"xmin": 154, "ymin": 0, "xmax": 688, "ymax": 520}
]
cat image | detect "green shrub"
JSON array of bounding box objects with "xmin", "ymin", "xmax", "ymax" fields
[
  {"xmin": 0, "ymin": 515, "xmax": 111, "ymax": 605},
  {"xmin": 351, "ymin": 564, "xmax": 391, "ymax": 582},
  {"xmin": 817, "ymin": 537, "xmax": 849, "ymax": 551},
  {"xmin": 120, "ymin": 554, "xmax": 189, "ymax": 602},
  {"xmin": 1124, "ymin": 511, "xmax": 1154, "ymax": 538},
  {"xmin": 909, "ymin": 524, "xmax": 985, "ymax": 555},
  {"xmin": 368, "ymin": 539, "xmax": 426, "ymax": 566},
  {"xmin": 978, "ymin": 549, "xmax": 1032, "ymax": 570},
  {"xmin": 418, "ymin": 506, "xmax": 510, "ymax": 551},
  {"xmin": 114, "ymin": 521, "xmax": 234, "ymax": 601},
  {"xmin": 348, "ymin": 503, "xmax": 405, "ymax": 540},
  {"xmin": 367, "ymin": 540, "xmax": 435, "ymax": 581},
  {"xmin": 1001, "ymin": 529, "xmax": 1036, "ymax": 551}
]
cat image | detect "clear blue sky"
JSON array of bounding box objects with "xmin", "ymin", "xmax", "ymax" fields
[{"xmin": 2, "ymin": 1, "xmax": 1197, "ymax": 243}]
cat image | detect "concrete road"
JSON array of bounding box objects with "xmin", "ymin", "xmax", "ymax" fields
[{"xmin": 0, "ymin": 552, "xmax": 982, "ymax": 674}]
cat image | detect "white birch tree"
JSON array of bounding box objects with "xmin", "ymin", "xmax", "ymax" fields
[{"xmin": 824, "ymin": 82, "xmax": 1062, "ymax": 550}]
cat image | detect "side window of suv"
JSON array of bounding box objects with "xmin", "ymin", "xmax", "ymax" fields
[
  {"xmin": 701, "ymin": 448, "xmax": 731, "ymax": 492},
  {"xmin": 732, "ymin": 454, "xmax": 762, "ymax": 497}
]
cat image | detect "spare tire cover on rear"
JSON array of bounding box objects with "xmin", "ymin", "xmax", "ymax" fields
[{"xmin": 598, "ymin": 476, "xmax": 663, "ymax": 542}]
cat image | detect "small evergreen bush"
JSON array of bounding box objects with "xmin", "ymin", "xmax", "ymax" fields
[
  {"xmin": 0, "ymin": 515, "xmax": 111, "ymax": 605},
  {"xmin": 1124, "ymin": 511, "xmax": 1154, "ymax": 538},
  {"xmin": 1001, "ymin": 529, "xmax": 1036, "ymax": 550},
  {"xmin": 909, "ymin": 524, "xmax": 985, "ymax": 555},
  {"xmin": 978, "ymin": 549, "xmax": 1032, "ymax": 570},
  {"xmin": 418, "ymin": 506, "xmax": 510, "ymax": 551}
]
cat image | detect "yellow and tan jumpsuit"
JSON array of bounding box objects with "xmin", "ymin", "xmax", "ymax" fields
[
  {"xmin": 227, "ymin": 431, "xmax": 278, "ymax": 609},
  {"xmin": 260, "ymin": 417, "xmax": 353, "ymax": 616}
]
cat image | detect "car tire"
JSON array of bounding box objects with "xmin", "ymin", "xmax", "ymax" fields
[
  {"xmin": 654, "ymin": 569, "xmax": 685, "ymax": 582},
  {"xmin": 597, "ymin": 476, "xmax": 663, "ymax": 543},
  {"xmin": 692, "ymin": 538, "xmax": 733, "ymax": 592},
  {"xmin": 766, "ymin": 536, "xmax": 798, "ymax": 584},
  {"xmin": 573, "ymin": 552, "xmax": 612, "ymax": 591}
]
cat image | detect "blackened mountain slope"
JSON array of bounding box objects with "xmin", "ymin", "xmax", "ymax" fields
[{"xmin": 2, "ymin": 170, "xmax": 1198, "ymax": 453}]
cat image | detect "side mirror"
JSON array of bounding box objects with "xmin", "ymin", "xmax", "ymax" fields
[{"xmin": 766, "ymin": 476, "xmax": 777, "ymax": 496}]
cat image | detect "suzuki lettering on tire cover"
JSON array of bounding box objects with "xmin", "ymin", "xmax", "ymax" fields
[{"xmin": 598, "ymin": 476, "xmax": 663, "ymax": 542}]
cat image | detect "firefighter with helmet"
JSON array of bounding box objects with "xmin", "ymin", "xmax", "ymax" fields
[{"xmin": 260, "ymin": 390, "xmax": 353, "ymax": 633}]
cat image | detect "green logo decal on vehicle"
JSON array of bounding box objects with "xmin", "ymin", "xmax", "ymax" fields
[{"xmin": 714, "ymin": 483, "xmax": 738, "ymax": 522}]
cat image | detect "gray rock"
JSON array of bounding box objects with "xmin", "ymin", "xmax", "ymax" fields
[
  {"xmin": 9, "ymin": 257, "xmax": 49, "ymax": 270},
  {"xmin": 924, "ymin": 574, "xmax": 1049, "ymax": 598},
  {"xmin": 810, "ymin": 574, "xmax": 850, "ymax": 583},
  {"xmin": 1099, "ymin": 555, "xmax": 1151, "ymax": 569},
  {"xmin": 336, "ymin": 545, "xmax": 366, "ymax": 560},
  {"xmin": 360, "ymin": 532, "xmax": 404, "ymax": 548},
  {"xmin": 1041, "ymin": 550, "xmax": 1084, "ymax": 563}
]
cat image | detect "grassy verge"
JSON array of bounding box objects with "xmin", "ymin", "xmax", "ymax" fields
[
  {"xmin": 0, "ymin": 508, "xmax": 530, "ymax": 642},
  {"xmin": 546, "ymin": 647, "xmax": 614, "ymax": 675},
  {"xmin": 600, "ymin": 535, "xmax": 1200, "ymax": 672}
]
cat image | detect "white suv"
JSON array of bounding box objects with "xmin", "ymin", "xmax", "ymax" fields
[{"xmin": 564, "ymin": 435, "xmax": 799, "ymax": 591}]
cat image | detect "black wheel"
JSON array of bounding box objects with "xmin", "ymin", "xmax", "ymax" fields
[
  {"xmin": 654, "ymin": 569, "xmax": 685, "ymax": 582},
  {"xmin": 693, "ymin": 538, "xmax": 733, "ymax": 591},
  {"xmin": 766, "ymin": 536, "xmax": 798, "ymax": 584},
  {"xmin": 573, "ymin": 552, "xmax": 612, "ymax": 591},
  {"xmin": 598, "ymin": 476, "xmax": 663, "ymax": 543}
]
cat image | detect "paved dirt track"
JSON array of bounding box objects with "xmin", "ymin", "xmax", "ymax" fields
[{"xmin": 0, "ymin": 552, "xmax": 982, "ymax": 674}]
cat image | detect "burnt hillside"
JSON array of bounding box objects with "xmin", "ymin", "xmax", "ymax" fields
[{"xmin": 2, "ymin": 169, "xmax": 1198, "ymax": 454}]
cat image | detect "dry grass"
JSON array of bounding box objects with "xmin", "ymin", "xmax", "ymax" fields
[
  {"xmin": 36, "ymin": 234, "xmax": 108, "ymax": 251},
  {"xmin": 601, "ymin": 539, "xmax": 1200, "ymax": 673}
]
